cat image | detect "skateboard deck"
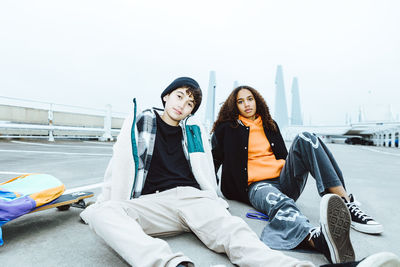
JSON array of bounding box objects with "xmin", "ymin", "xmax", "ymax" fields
[{"xmin": 30, "ymin": 191, "xmax": 93, "ymax": 213}]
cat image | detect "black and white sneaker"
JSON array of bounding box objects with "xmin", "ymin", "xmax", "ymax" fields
[
  {"xmin": 343, "ymin": 194, "xmax": 384, "ymax": 234},
  {"xmin": 309, "ymin": 226, "xmax": 333, "ymax": 263},
  {"xmin": 319, "ymin": 194, "xmax": 355, "ymax": 263}
]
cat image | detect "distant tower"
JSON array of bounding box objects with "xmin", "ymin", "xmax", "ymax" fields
[
  {"xmin": 388, "ymin": 104, "xmax": 394, "ymax": 121},
  {"xmin": 274, "ymin": 65, "xmax": 289, "ymax": 128},
  {"xmin": 358, "ymin": 106, "xmax": 363, "ymax": 122},
  {"xmin": 233, "ymin": 80, "xmax": 239, "ymax": 89},
  {"xmin": 290, "ymin": 77, "xmax": 303, "ymax": 125},
  {"xmin": 205, "ymin": 71, "xmax": 216, "ymax": 131}
]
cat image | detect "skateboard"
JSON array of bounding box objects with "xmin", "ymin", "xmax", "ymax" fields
[{"xmin": 29, "ymin": 191, "xmax": 94, "ymax": 213}]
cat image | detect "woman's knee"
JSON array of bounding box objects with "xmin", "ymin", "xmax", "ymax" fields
[
  {"xmin": 294, "ymin": 132, "xmax": 320, "ymax": 148},
  {"xmin": 250, "ymin": 184, "xmax": 291, "ymax": 212},
  {"xmin": 294, "ymin": 131, "xmax": 313, "ymax": 141}
]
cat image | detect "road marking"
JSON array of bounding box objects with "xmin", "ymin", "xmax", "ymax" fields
[
  {"xmin": 0, "ymin": 149, "xmax": 111, "ymax": 156},
  {"xmin": 359, "ymin": 147, "xmax": 400, "ymax": 157},
  {"xmin": 0, "ymin": 171, "xmax": 29, "ymax": 175},
  {"xmin": 11, "ymin": 140, "xmax": 112, "ymax": 149},
  {"xmin": 64, "ymin": 182, "xmax": 103, "ymax": 194},
  {"xmin": 84, "ymin": 141, "xmax": 113, "ymax": 146}
]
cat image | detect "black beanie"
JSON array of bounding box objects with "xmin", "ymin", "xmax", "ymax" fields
[{"xmin": 161, "ymin": 77, "xmax": 202, "ymax": 114}]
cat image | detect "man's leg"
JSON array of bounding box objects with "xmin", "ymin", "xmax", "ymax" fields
[
  {"xmin": 81, "ymin": 190, "xmax": 193, "ymax": 267},
  {"xmin": 175, "ymin": 187, "xmax": 315, "ymax": 267}
]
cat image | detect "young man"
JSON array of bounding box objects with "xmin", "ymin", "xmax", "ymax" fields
[{"xmin": 80, "ymin": 77, "xmax": 395, "ymax": 267}]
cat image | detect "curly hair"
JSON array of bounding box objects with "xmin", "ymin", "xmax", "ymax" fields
[{"xmin": 211, "ymin": 85, "xmax": 277, "ymax": 133}]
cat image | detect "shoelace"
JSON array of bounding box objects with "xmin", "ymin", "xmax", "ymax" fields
[
  {"xmin": 346, "ymin": 202, "xmax": 372, "ymax": 221},
  {"xmin": 308, "ymin": 226, "xmax": 321, "ymax": 240}
]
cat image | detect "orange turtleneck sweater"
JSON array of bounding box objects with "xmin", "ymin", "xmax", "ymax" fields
[{"xmin": 239, "ymin": 115, "xmax": 286, "ymax": 185}]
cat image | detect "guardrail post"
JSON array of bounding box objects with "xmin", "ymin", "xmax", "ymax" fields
[
  {"xmin": 48, "ymin": 104, "xmax": 55, "ymax": 142},
  {"xmin": 384, "ymin": 131, "xmax": 390, "ymax": 147},
  {"xmin": 390, "ymin": 129, "xmax": 395, "ymax": 148},
  {"xmin": 100, "ymin": 104, "xmax": 112, "ymax": 141}
]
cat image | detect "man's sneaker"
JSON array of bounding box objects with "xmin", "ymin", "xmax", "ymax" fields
[
  {"xmin": 343, "ymin": 194, "xmax": 384, "ymax": 234},
  {"xmin": 319, "ymin": 194, "xmax": 355, "ymax": 263},
  {"xmin": 320, "ymin": 251, "xmax": 400, "ymax": 267}
]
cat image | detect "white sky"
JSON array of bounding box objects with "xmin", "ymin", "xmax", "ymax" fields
[{"xmin": 1, "ymin": 0, "xmax": 399, "ymax": 125}]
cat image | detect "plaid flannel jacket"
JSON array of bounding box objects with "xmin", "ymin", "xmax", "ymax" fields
[
  {"xmin": 132, "ymin": 107, "xmax": 215, "ymax": 199},
  {"xmin": 93, "ymin": 98, "xmax": 226, "ymax": 207}
]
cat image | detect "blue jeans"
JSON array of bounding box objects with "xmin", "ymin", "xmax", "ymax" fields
[{"xmin": 248, "ymin": 132, "xmax": 346, "ymax": 250}]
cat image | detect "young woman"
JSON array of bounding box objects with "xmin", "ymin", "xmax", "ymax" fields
[{"xmin": 211, "ymin": 85, "xmax": 383, "ymax": 263}]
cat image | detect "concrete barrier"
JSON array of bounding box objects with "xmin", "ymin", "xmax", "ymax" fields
[
  {"xmin": 0, "ymin": 104, "xmax": 125, "ymax": 140},
  {"xmin": 0, "ymin": 104, "xmax": 48, "ymax": 124}
]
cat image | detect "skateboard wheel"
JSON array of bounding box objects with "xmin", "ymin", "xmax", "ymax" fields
[{"xmin": 57, "ymin": 204, "xmax": 71, "ymax": 211}]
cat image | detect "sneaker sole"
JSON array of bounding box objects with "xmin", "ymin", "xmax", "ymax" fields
[
  {"xmin": 351, "ymin": 221, "xmax": 384, "ymax": 234},
  {"xmin": 320, "ymin": 194, "xmax": 355, "ymax": 263}
]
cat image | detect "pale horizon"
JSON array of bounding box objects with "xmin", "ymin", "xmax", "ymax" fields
[{"xmin": 1, "ymin": 0, "xmax": 399, "ymax": 125}]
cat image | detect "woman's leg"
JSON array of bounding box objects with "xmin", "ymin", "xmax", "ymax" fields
[
  {"xmin": 279, "ymin": 132, "xmax": 383, "ymax": 234},
  {"xmin": 248, "ymin": 181, "xmax": 355, "ymax": 263},
  {"xmin": 248, "ymin": 180, "xmax": 313, "ymax": 250},
  {"xmin": 279, "ymin": 132, "xmax": 346, "ymax": 201}
]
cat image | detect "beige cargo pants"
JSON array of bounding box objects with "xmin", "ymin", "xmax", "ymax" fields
[{"xmin": 81, "ymin": 186, "xmax": 314, "ymax": 267}]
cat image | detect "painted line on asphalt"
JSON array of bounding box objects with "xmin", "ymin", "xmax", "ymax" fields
[
  {"xmin": 359, "ymin": 147, "xmax": 400, "ymax": 157},
  {"xmin": 0, "ymin": 171, "xmax": 29, "ymax": 175},
  {"xmin": 83, "ymin": 141, "xmax": 113, "ymax": 146},
  {"xmin": 0, "ymin": 149, "xmax": 111, "ymax": 156},
  {"xmin": 64, "ymin": 182, "xmax": 103, "ymax": 194},
  {"xmin": 11, "ymin": 140, "xmax": 112, "ymax": 149}
]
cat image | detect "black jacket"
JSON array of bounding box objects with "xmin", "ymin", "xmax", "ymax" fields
[{"xmin": 211, "ymin": 120, "xmax": 288, "ymax": 205}]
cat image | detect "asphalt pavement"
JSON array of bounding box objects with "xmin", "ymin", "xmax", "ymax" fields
[{"xmin": 0, "ymin": 139, "xmax": 399, "ymax": 266}]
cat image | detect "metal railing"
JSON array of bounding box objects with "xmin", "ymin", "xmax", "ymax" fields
[{"xmin": 0, "ymin": 96, "xmax": 127, "ymax": 141}]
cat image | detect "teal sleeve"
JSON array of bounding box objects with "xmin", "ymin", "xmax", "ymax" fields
[
  {"xmin": 185, "ymin": 125, "xmax": 205, "ymax": 153},
  {"xmin": 130, "ymin": 98, "xmax": 138, "ymax": 198}
]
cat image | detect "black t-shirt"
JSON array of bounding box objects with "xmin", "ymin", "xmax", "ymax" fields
[{"xmin": 142, "ymin": 112, "xmax": 200, "ymax": 195}]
